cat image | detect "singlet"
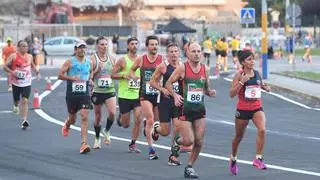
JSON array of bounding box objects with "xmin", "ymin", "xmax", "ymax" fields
[
  {"xmin": 118, "ymin": 54, "xmax": 140, "ymax": 99},
  {"xmin": 11, "ymin": 53, "xmax": 32, "ymax": 87},
  {"xmin": 92, "ymin": 53, "xmax": 115, "ymax": 93},
  {"xmin": 139, "ymin": 54, "xmax": 163, "ymax": 97},
  {"xmin": 179, "ymin": 62, "xmax": 206, "ymax": 112},
  {"xmin": 237, "ymin": 70, "xmax": 262, "ymax": 110},
  {"xmin": 66, "ymin": 56, "xmax": 91, "ymax": 97},
  {"xmin": 160, "ymin": 61, "xmax": 180, "ymax": 105}
]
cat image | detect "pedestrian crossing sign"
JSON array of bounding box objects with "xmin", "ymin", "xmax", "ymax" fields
[{"xmin": 240, "ymin": 8, "xmax": 255, "ymax": 24}]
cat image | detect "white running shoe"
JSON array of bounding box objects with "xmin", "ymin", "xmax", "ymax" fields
[
  {"xmin": 102, "ymin": 128, "xmax": 111, "ymax": 144},
  {"xmin": 93, "ymin": 138, "xmax": 101, "ymax": 149},
  {"xmin": 13, "ymin": 105, "xmax": 19, "ymax": 115}
]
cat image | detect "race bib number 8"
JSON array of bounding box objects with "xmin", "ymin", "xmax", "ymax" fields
[
  {"xmin": 146, "ymin": 82, "xmax": 159, "ymax": 95},
  {"xmin": 16, "ymin": 71, "xmax": 26, "ymax": 80},
  {"xmin": 245, "ymin": 85, "xmax": 261, "ymax": 99},
  {"xmin": 72, "ymin": 81, "xmax": 87, "ymax": 93},
  {"xmin": 128, "ymin": 79, "xmax": 140, "ymax": 89},
  {"xmin": 98, "ymin": 76, "xmax": 112, "ymax": 88}
]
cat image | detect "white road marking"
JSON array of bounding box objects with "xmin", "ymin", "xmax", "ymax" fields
[
  {"xmin": 0, "ymin": 110, "xmax": 12, "ymax": 114},
  {"xmin": 223, "ymin": 77, "xmax": 320, "ymax": 111},
  {"xmin": 0, "ymin": 76, "xmax": 58, "ymax": 81},
  {"xmin": 33, "ymin": 79, "xmax": 320, "ymax": 177}
]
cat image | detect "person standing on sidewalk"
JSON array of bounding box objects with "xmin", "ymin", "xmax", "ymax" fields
[
  {"xmin": 166, "ymin": 43, "xmax": 216, "ymax": 178},
  {"xmin": 228, "ymin": 50, "xmax": 271, "ymax": 175},
  {"xmin": 3, "ymin": 40, "xmax": 39, "ymax": 130},
  {"xmin": 30, "ymin": 37, "xmax": 42, "ymax": 80},
  {"xmin": 150, "ymin": 42, "xmax": 183, "ymax": 166},
  {"xmin": 129, "ymin": 35, "xmax": 163, "ymax": 160},
  {"xmin": 90, "ymin": 36, "xmax": 117, "ymax": 148},
  {"xmin": 59, "ymin": 40, "xmax": 93, "ymax": 154},
  {"xmin": 2, "ymin": 37, "xmax": 16, "ymax": 92},
  {"xmin": 302, "ymin": 32, "xmax": 313, "ymax": 63},
  {"xmin": 111, "ymin": 37, "xmax": 142, "ymax": 153}
]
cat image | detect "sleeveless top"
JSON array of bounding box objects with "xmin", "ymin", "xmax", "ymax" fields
[
  {"xmin": 139, "ymin": 54, "xmax": 163, "ymax": 97},
  {"xmin": 237, "ymin": 70, "xmax": 262, "ymax": 110},
  {"xmin": 92, "ymin": 53, "xmax": 115, "ymax": 93},
  {"xmin": 179, "ymin": 62, "xmax": 206, "ymax": 112},
  {"xmin": 118, "ymin": 54, "xmax": 140, "ymax": 99},
  {"xmin": 160, "ymin": 61, "xmax": 180, "ymax": 106},
  {"xmin": 11, "ymin": 53, "xmax": 32, "ymax": 87},
  {"xmin": 66, "ymin": 56, "xmax": 90, "ymax": 97}
]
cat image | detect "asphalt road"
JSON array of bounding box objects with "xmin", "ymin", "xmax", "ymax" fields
[{"xmin": 0, "ymin": 69, "xmax": 320, "ymax": 180}]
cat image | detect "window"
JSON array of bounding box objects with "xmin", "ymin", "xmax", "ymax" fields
[
  {"xmin": 50, "ymin": 39, "xmax": 62, "ymax": 45},
  {"xmin": 63, "ymin": 38, "xmax": 75, "ymax": 45}
]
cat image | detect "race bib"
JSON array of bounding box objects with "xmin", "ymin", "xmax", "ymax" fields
[
  {"xmin": 245, "ymin": 85, "xmax": 261, "ymax": 99},
  {"xmin": 72, "ymin": 81, "xmax": 87, "ymax": 93},
  {"xmin": 16, "ymin": 70, "xmax": 26, "ymax": 80},
  {"xmin": 187, "ymin": 84, "xmax": 203, "ymax": 103},
  {"xmin": 128, "ymin": 79, "xmax": 140, "ymax": 89},
  {"xmin": 97, "ymin": 76, "xmax": 112, "ymax": 88},
  {"xmin": 146, "ymin": 82, "xmax": 159, "ymax": 95},
  {"xmin": 172, "ymin": 82, "xmax": 179, "ymax": 93}
]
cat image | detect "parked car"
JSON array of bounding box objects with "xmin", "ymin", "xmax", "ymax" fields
[{"xmin": 43, "ymin": 36, "xmax": 81, "ymax": 56}]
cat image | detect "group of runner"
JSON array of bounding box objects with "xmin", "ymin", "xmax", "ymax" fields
[{"xmin": 3, "ymin": 35, "xmax": 270, "ymax": 179}]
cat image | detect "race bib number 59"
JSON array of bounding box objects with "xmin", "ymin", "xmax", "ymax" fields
[{"xmin": 72, "ymin": 81, "xmax": 87, "ymax": 93}]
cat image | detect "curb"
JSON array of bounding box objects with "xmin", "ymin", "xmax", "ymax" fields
[
  {"xmin": 265, "ymin": 82, "xmax": 320, "ymax": 108},
  {"xmin": 270, "ymin": 72, "xmax": 320, "ymax": 84}
]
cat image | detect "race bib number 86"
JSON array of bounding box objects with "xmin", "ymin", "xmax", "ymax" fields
[
  {"xmin": 72, "ymin": 81, "xmax": 87, "ymax": 93},
  {"xmin": 187, "ymin": 84, "xmax": 203, "ymax": 103}
]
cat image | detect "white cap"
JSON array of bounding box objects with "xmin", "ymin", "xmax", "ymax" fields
[{"xmin": 75, "ymin": 40, "xmax": 87, "ymax": 48}]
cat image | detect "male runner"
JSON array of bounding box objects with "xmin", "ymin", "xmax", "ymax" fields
[
  {"xmin": 90, "ymin": 36, "xmax": 117, "ymax": 148},
  {"xmin": 3, "ymin": 40, "xmax": 39, "ymax": 129},
  {"xmin": 59, "ymin": 40, "xmax": 92, "ymax": 154},
  {"xmin": 150, "ymin": 42, "xmax": 182, "ymax": 165},
  {"xmin": 166, "ymin": 43, "xmax": 216, "ymax": 178},
  {"xmin": 111, "ymin": 37, "xmax": 142, "ymax": 153},
  {"xmin": 129, "ymin": 35, "xmax": 163, "ymax": 160},
  {"xmin": 2, "ymin": 37, "xmax": 16, "ymax": 91}
]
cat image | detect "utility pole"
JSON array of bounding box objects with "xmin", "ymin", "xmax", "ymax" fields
[{"xmin": 261, "ymin": 0, "xmax": 268, "ymax": 79}]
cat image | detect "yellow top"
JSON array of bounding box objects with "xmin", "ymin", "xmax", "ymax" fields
[
  {"xmin": 230, "ymin": 39, "xmax": 240, "ymax": 51},
  {"xmin": 215, "ymin": 39, "xmax": 223, "ymax": 51},
  {"xmin": 220, "ymin": 42, "xmax": 228, "ymax": 51},
  {"xmin": 202, "ymin": 40, "xmax": 213, "ymax": 53}
]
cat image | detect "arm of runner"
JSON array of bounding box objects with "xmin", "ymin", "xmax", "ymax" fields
[
  {"xmin": 111, "ymin": 57, "xmax": 127, "ymax": 79},
  {"xmin": 150, "ymin": 62, "xmax": 170, "ymax": 98},
  {"xmin": 204, "ymin": 66, "xmax": 216, "ymax": 97},
  {"xmin": 230, "ymin": 72, "xmax": 249, "ymax": 98},
  {"xmin": 58, "ymin": 59, "xmax": 79, "ymax": 81},
  {"xmin": 258, "ymin": 71, "xmax": 271, "ymax": 92},
  {"xmin": 3, "ymin": 53, "xmax": 15, "ymax": 75},
  {"xmin": 128, "ymin": 56, "xmax": 141, "ymax": 80},
  {"xmin": 166, "ymin": 64, "xmax": 184, "ymax": 106}
]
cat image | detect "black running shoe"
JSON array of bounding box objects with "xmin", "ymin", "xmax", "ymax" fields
[
  {"xmin": 168, "ymin": 154, "xmax": 182, "ymax": 166},
  {"xmin": 184, "ymin": 166, "xmax": 199, "ymax": 179},
  {"xmin": 21, "ymin": 120, "xmax": 29, "ymax": 130}
]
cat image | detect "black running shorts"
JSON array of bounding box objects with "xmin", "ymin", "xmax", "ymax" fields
[
  {"xmin": 65, "ymin": 95, "xmax": 91, "ymax": 114},
  {"xmin": 235, "ymin": 107, "xmax": 264, "ymax": 120},
  {"xmin": 91, "ymin": 92, "xmax": 116, "ymax": 105},
  {"xmin": 118, "ymin": 98, "xmax": 140, "ymax": 114},
  {"xmin": 12, "ymin": 85, "xmax": 31, "ymax": 102}
]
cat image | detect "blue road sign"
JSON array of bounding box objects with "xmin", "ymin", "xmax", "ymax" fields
[{"xmin": 240, "ymin": 8, "xmax": 255, "ymax": 24}]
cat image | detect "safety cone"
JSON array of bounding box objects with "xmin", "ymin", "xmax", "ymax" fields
[
  {"xmin": 45, "ymin": 77, "xmax": 52, "ymax": 91},
  {"xmin": 33, "ymin": 89, "xmax": 40, "ymax": 109}
]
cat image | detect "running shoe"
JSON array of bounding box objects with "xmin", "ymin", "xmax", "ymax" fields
[
  {"xmin": 148, "ymin": 148, "xmax": 158, "ymax": 160},
  {"xmin": 151, "ymin": 121, "xmax": 160, "ymax": 141},
  {"xmin": 61, "ymin": 120, "xmax": 69, "ymax": 137},
  {"xmin": 253, "ymin": 158, "xmax": 267, "ymax": 170},
  {"xmin": 229, "ymin": 159, "xmax": 238, "ymax": 175},
  {"xmin": 93, "ymin": 138, "xmax": 101, "ymax": 149},
  {"xmin": 168, "ymin": 154, "xmax": 182, "ymax": 166},
  {"xmin": 21, "ymin": 120, "xmax": 29, "ymax": 130},
  {"xmin": 102, "ymin": 128, "xmax": 111, "ymax": 144},
  {"xmin": 80, "ymin": 142, "xmax": 91, "ymax": 154},
  {"xmin": 128, "ymin": 144, "xmax": 141, "ymax": 153},
  {"xmin": 180, "ymin": 145, "xmax": 192, "ymax": 153},
  {"xmin": 143, "ymin": 118, "xmax": 146, "ymax": 137},
  {"xmin": 13, "ymin": 105, "xmax": 19, "ymax": 115},
  {"xmin": 184, "ymin": 166, "xmax": 199, "ymax": 179}
]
